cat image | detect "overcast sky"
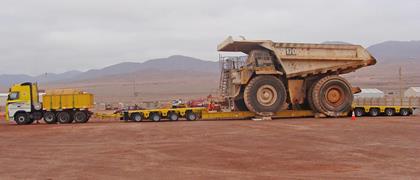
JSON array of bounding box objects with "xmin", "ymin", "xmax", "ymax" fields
[{"xmin": 1, "ymin": 0, "xmax": 419, "ymax": 75}]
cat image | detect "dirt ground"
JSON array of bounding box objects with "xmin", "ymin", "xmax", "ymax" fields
[{"xmin": 1, "ymin": 116, "xmax": 420, "ymax": 180}]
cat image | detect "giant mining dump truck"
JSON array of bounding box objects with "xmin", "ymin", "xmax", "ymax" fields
[{"xmin": 218, "ymin": 36, "xmax": 377, "ymax": 117}]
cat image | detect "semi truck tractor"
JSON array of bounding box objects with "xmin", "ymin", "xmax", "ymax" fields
[
  {"xmin": 6, "ymin": 82, "xmax": 94, "ymax": 125},
  {"xmin": 218, "ymin": 37, "xmax": 377, "ymax": 116}
]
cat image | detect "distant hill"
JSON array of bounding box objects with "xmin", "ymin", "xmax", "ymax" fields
[
  {"xmin": 0, "ymin": 55, "xmax": 218, "ymax": 90},
  {"xmin": 367, "ymin": 41, "xmax": 420, "ymax": 62}
]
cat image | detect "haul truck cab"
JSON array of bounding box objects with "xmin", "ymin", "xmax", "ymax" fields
[{"xmin": 6, "ymin": 82, "xmax": 94, "ymax": 125}]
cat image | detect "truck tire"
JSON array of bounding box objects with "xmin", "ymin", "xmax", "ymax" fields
[
  {"xmin": 369, "ymin": 108, "xmax": 380, "ymax": 117},
  {"xmin": 74, "ymin": 111, "xmax": 89, "ymax": 123},
  {"xmin": 400, "ymin": 108, "xmax": 410, "ymax": 116},
  {"xmin": 385, "ymin": 108, "xmax": 395, "ymax": 116},
  {"xmin": 150, "ymin": 113, "xmax": 161, "ymax": 122},
  {"xmin": 354, "ymin": 108, "xmax": 365, "ymax": 117},
  {"xmin": 15, "ymin": 113, "xmax": 31, "ymax": 125},
  {"xmin": 234, "ymin": 98, "xmax": 248, "ymax": 111},
  {"xmin": 43, "ymin": 112, "xmax": 57, "ymax": 124},
  {"xmin": 57, "ymin": 112, "xmax": 72, "ymax": 124},
  {"xmin": 311, "ymin": 76, "xmax": 353, "ymax": 116},
  {"xmin": 130, "ymin": 113, "xmax": 143, "ymax": 122},
  {"xmin": 168, "ymin": 112, "xmax": 179, "ymax": 121},
  {"xmin": 186, "ymin": 111, "xmax": 198, "ymax": 121},
  {"xmin": 307, "ymin": 82, "xmax": 317, "ymax": 112},
  {"xmin": 244, "ymin": 75, "xmax": 287, "ymax": 114}
]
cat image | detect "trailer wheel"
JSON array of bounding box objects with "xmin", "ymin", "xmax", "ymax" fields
[
  {"xmin": 311, "ymin": 76, "xmax": 353, "ymax": 116},
  {"xmin": 354, "ymin": 108, "xmax": 364, "ymax": 117},
  {"xmin": 244, "ymin": 75, "xmax": 287, "ymax": 114},
  {"xmin": 57, "ymin": 112, "xmax": 72, "ymax": 124},
  {"xmin": 150, "ymin": 113, "xmax": 161, "ymax": 122},
  {"xmin": 369, "ymin": 108, "xmax": 380, "ymax": 117},
  {"xmin": 168, "ymin": 112, "xmax": 179, "ymax": 121},
  {"xmin": 186, "ymin": 111, "xmax": 198, "ymax": 121},
  {"xmin": 74, "ymin": 111, "xmax": 89, "ymax": 123},
  {"xmin": 385, "ymin": 108, "xmax": 395, "ymax": 116},
  {"xmin": 130, "ymin": 113, "xmax": 143, "ymax": 122},
  {"xmin": 43, "ymin": 112, "xmax": 57, "ymax": 124},
  {"xmin": 15, "ymin": 113, "xmax": 31, "ymax": 125},
  {"xmin": 400, "ymin": 108, "xmax": 410, "ymax": 116}
]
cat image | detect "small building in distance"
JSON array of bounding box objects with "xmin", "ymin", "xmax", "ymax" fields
[
  {"xmin": 404, "ymin": 87, "xmax": 420, "ymax": 97},
  {"xmin": 354, "ymin": 88, "xmax": 385, "ymax": 98}
]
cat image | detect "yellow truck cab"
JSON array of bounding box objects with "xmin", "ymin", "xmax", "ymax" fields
[
  {"xmin": 6, "ymin": 82, "xmax": 94, "ymax": 125},
  {"xmin": 6, "ymin": 82, "xmax": 42, "ymax": 124}
]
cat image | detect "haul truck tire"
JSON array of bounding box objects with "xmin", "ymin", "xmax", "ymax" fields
[
  {"xmin": 369, "ymin": 108, "xmax": 380, "ymax": 117},
  {"xmin": 234, "ymin": 94, "xmax": 248, "ymax": 111},
  {"xmin": 15, "ymin": 112, "xmax": 31, "ymax": 125},
  {"xmin": 244, "ymin": 75, "xmax": 287, "ymax": 114},
  {"xmin": 57, "ymin": 112, "xmax": 72, "ymax": 124},
  {"xmin": 74, "ymin": 111, "xmax": 89, "ymax": 123},
  {"xmin": 43, "ymin": 112, "xmax": 57, "ymax": 124},
  {"xmin": 311, "ymin": 76, "xmax": 353, "ymax": 116}
]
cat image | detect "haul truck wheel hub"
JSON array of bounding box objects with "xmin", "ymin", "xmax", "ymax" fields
[
  {"xmin": 326, "ymin": 87, "xmax": 343, "ymax": 104},
  {"xmin": 256, "ymin": 85, "xmax": 277, "ymax": 106}
]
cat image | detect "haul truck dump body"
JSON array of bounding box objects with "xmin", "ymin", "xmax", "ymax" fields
[
  {"xmin": 6, "ymin": 82, "xmax": 94, "ymax": 125},
  {"xmin": 218, "ymin": 37, "xmax": 376, "ymax": 117}
]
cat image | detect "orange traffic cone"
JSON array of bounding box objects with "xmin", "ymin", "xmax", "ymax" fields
[{"xmin": 351, "ymin": 111, "xmax": 356, "ymax": 121}]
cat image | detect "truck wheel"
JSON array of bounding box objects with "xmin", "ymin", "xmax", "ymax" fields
[
  {"xmin": 57, "ymin": 112, "xmax": 72, "ymax": 124},
  {"xmin": 400, "ymin": 108, "xmax": 410, "ymax": 116},
  {"xmin": 186, "ymin": 111, "xmax": 198, "ymax": 121},
  {"xmin": 244, "ymin": 75, "xmax": 287, "ymax": 114},
  {"xmin": 74, "ymin": 111, "xmax": 89, "ymax": 123},
  {"xmin": 168, "ymin": 112, "xmax": 179, "ymax": 121},
  {"xmin": 311, "ymin": 76, "xmax": 353, "ymax": 116},
  {"xmin": 234, "ymin": 98, "xmax": 248, "ymax": 111},
  {"xmin": 150, "ymin": 113, "xmax": 161, "ymax": 122},
  {"xmin": 130, "ymin": 113, "xmax": 143, "ymax": 122},
  {"xmin": 354, "ymin": 108, "xmax": 365, "ymax": 117},
  {"xmin": 15, "ymin": 113, "xmax": 31, "ymax": 125},
  {"xmin": 385, "ymin": 108, "xmax": 395, "ymax": 116},
  {"xmin": 307, "ymin": 82, "xmax": 317, "ymax": 112},
  {"xmin": 43, "ymin": 112, "xmax": 57, "ymax": 124},
  {"xmin": 369, "ymin": 108, "xmax": 380, "ymax": 117}
]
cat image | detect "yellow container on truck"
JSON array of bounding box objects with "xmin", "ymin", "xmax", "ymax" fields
[
  {"xmin": 5, "ymin": 82, "xmax": 94, "ymax": 125},
  {"xmin": 43, "ymin": 91, "xmax": 94, "ymax": 110}
]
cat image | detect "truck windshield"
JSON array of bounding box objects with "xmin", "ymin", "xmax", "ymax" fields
[{"xmin": 8, "ymin": 92, "xmax": 19, "ymax": 100}]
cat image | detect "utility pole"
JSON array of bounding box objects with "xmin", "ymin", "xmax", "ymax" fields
[{"xmin": 399, "ymin": 66, "xmax": 403, "ymax": 105}]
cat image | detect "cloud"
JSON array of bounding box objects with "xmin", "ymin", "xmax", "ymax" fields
[{"xmin": 0, "ymin": 0, "xmax": 419, "ymax": 75}]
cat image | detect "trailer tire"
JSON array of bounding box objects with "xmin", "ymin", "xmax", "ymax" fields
[
  {"xmin": 43, "ymin": 112, "xmax": 57, "ymax": 124},
  {"xmin": 385, "ymin": 108, "xmax": 395, "ymax": 116},
  {"xmin": 15, "ymin": 113, "xmax": 31, "ymax": 125},
  {"xmin": 400, "ymin": 108, "xmax": 410, "ymax": 116},
  {"xmin": 74, "ymin": 111, "xmax": 89, "ymax": 123},
  {"xmin": 57, "ymin": 112, "xmax": 72, "ymax": 124},
  {"xmin": 244, "ymin": 75, "xmax": 287, "ymax": 114},
  {"xmin": 186, "ymin": 111, "xmax": 198, "ymax": 121},
  {"xmin": 369, "ymin": 108, "xmax": 380, "ymax": 117},
  {"xmin": 150, "ymin": 113, "xmax": 161, "ymax": 122},
  {"xmin": 130, "ymin": 113, "xmax": 143, "ymax": 122},
  {"xmin": 311, "ymin": 76, "xmax": 353, "ymax": 116},
  {"xmin": 354, "ymin": 108, "xmax": 364, "ymax": 117},
  {"xmin": 168, "ymin": 112, "xmax": 179, "ymax": 121}
]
